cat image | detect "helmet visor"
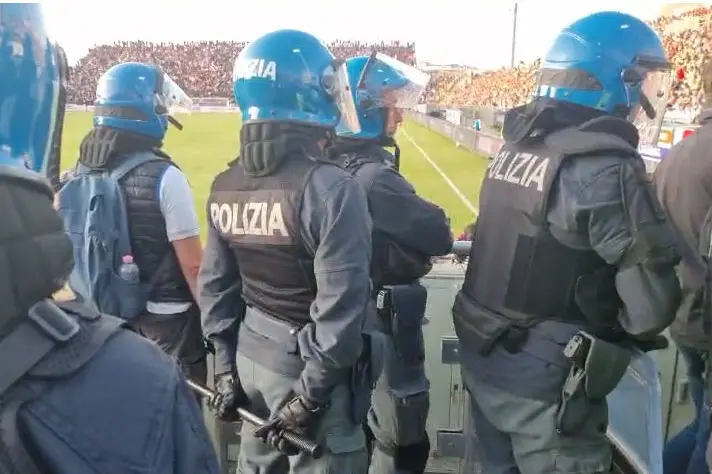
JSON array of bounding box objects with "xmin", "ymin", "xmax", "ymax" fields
[
  {"xmin": 357, "ymin": 52, "xmax": 430, "ymax": 110},
  {"xmin": 327, "ymin": 61, "xmax": 361, "ymax": 133},
  {"xmin": 156, "ymin": 72, "xmax": 193, "ymax": 115},
  {"xmin": 630, "ymin": 65, "xmax": 672, "ymax": 148},
  {"xmin": 45, "ymin": 43, "xmax": 68, "ymax": 188}
]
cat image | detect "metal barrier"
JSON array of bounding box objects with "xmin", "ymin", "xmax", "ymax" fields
[
  {"xmin": 451, "ymin": 240, "xmax": 471, "ymax": 256},
  {"xmin": 407, "ymin": 112, "xmax": 505, "ymax": 157}
]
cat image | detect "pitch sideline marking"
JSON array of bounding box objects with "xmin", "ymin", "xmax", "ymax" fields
[{"xmin": 401, "ymin": 127, "xmax": 479, "ymax": 217}]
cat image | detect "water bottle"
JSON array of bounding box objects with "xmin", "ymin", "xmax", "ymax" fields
[{"xmin": 118, "ymin": 255, "xmax": 140, "ymax": 283}]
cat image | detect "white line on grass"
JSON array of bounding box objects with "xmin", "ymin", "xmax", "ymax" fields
[{"xmin": 401, "ymin": 127, "xmax": 479, "ymax": 217}]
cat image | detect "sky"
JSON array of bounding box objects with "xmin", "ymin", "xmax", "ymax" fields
[{"xmin": 40, "ymin": 0, "xmax": 674, "ymax": 70}]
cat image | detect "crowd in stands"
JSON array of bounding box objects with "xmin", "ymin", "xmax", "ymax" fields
[
  {"xmin": 67, "ymin": 8, "xmax": 712, "ymax": 112},
  {"xmin": 432, "ymin": 6, "xmax": 712, "ymax": 111},
  {"xmin": 67, "ymin": 40, "xmax": 417, "ymax": 105},
  {"xmin": 428, "ymin": 60, "xmax": 541, "ymax": 110}
]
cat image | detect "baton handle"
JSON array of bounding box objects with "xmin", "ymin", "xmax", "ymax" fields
[{"xmin": 186, "ymin": 380, "xmax": 324, "ymax": 458}]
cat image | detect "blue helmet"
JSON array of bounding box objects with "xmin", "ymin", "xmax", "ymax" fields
[
  {"xmin": 536, "ymin": 11, "xmax": 671, "ymax": 133},
  {"xmin": 336, "ymin": 52, "xmax": 430, "ymax": 140},
  {"xmin": 93, "ymin": 62, "xmax": 193, "ymax": 140},
  {"xmin": 233, "ymin": 29, "xmax": 360, "ymax": 133},
  {"xmin": 0, "ymin": 3, "xmax": 63, "ymax": 178}
]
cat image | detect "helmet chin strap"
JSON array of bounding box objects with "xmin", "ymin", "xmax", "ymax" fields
[
  {"xmin": 377, "ymin": 134, "xmax": 400, "ymax": 170},
  {"xmin": 167, "ymin": 115, "xmax": 183, "ymax": 131},
  {"xmin": 324, "ymin": 128, "xmax": 336, "ymax": 149},
  {"xmin": 378, "ymin": 107, "xmax": 401, "ymax": 169},
  {"xmin": 391, "ymin": 142, "xmax": 401, "ymax": 171}
]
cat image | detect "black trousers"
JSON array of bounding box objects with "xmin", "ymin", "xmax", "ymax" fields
[{"xmin": 134, "ymin": 304, "xmax": 207, "ymax": 405}]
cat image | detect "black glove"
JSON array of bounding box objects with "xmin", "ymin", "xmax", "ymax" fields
[
  {"xmin": 210, "ymin": 372, "xmax": 248, "ymax": 421},
  {"xmin": 253, "ymin": 393, "xmax": 327, "ymax": 456}
]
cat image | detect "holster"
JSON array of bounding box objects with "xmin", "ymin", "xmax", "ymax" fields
[
  {"xmin": 376, "ymin": 283, "xmax": 428, "ymax": 364},
  {"xmin": 555, "ymin": 331, "xmax": 631, "ymax": 435}
]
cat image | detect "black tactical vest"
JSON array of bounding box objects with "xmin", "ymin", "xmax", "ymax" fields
[
  {"xmin": 455, "ymin": 127, "xmax": 635, "ymax": 348},
  {"xmin": 0, "ymin": 300, "xmax": 123, "ymax": 473},
  {"xmin": 208, "ymin": 154, "xmax": 321, "ymax": 325},
  {"xmin": 118, "ymin": 157, "xmax": 192, "ymax": 304}
]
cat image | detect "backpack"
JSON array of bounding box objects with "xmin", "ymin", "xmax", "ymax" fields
[
  {"xmin": 0, "ymin": 299, "xmax": 124, "ymax": 474},
  {"xmin": 56, "ymin": 153, "xmax": 167, "ymax": 320}
]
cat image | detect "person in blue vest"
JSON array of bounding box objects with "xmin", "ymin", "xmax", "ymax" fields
[
  {"xmin": 0, "ymin": 4, "xmax": 220, "ymax": 473},
  {"xmin": 65, "ymin": 60, "xmax": 207, "ymax": 395},
  {"xmin": 453, "ymin": 11, "xmax": 681, "ymax": 474},
  {"xmin": 330, "ymin": 52, "xmax": 453, "ymax": 474},
  {"xmin": 200, "ymin": 29, "xmax": 375, "ymax": 474}
]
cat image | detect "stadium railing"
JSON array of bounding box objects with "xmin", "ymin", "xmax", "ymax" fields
[{"xmin": 408, "ymin": 111, "xmax": 505, "ymax": 158}]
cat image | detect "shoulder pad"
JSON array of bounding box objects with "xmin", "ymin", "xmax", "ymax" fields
[{"xmin": 545, "ymin": 116, "xmax": 639, "ymax": 158}]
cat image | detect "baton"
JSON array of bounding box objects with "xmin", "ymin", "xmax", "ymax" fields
[{"xmin": 186, "ymin": 380, "xmax": 324, "ymax": 458}]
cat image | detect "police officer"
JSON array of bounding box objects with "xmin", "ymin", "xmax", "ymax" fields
[
  {"xmin": 70, "ymin": 62, "xmax": 207, "ymax": 391},
  {"xmin": 654, "ymin": 59, "xmax": 712, "ymax": 474},
  {"xmin": 452, "ymin": 12, "xmax": 682, "ymax": 474},
  {"xmin": 200, "ymin": 29, "xmax": 373, "ymax": 473},
  {"xmin": 330, "ymin": 53, "xmax": 453, "ymax": 474},
  {"xmin": 0, "ymin": 4, "xmax": 220, "ymax": 473}
]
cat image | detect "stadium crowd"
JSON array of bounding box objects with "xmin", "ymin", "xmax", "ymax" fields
[
  {"xmin": 67, "ymin": 8, "xmax": 712, "ymax": 111},
  {"xmin": 431, "ymin": 6, "xmax": 712, "ymax": 111},
  {"xmin": 68, "ymin": 40, "xmax": 417, "ymax": 105}
]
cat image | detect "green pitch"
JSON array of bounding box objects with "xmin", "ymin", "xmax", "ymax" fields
[{"xmin": 61, "ymin": 112, "xmax": 488, "ymax": 236}]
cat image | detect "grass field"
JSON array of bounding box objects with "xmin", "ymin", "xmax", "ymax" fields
[{"xmin": 61, "ymin": 112, "xmax": 489, "ymax": 235}]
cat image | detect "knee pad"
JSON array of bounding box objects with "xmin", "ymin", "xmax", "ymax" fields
[{"xmin": 377, "ymin": 435, "xmax": 430, "ymax": 474}]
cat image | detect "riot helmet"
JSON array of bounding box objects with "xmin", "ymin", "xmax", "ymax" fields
[{"xmin": 93, "ymin": 62, "xmax": 193, "ymax": 140}]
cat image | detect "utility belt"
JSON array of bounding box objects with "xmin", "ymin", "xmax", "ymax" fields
[
  {"xmin": 453, "ymin": 262, "xmax": 625, "ymax": 355},
  {"xmin": 238, "ymin": 310, "xmax": 312, "ymax": 379},
  {"xmin": 451, "ymin": 286, "xmax": 626, "ymax": 357},
  {"xmin": 238, "ymin": 308, "xmax": 383, "ymax": 425}
]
